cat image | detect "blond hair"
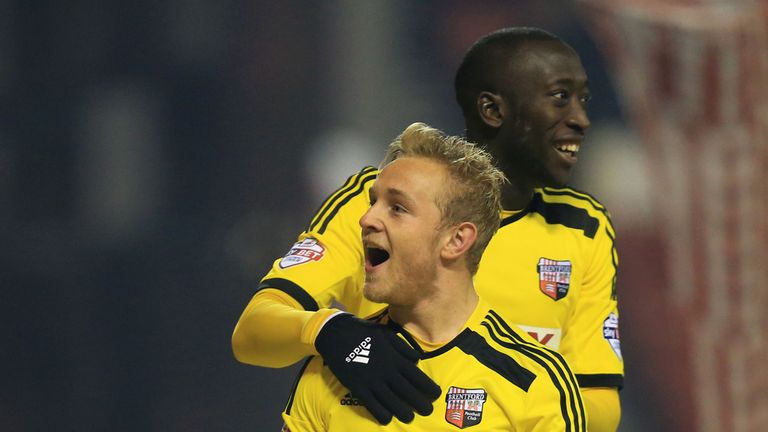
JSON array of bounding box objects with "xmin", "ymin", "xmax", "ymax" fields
[{"xmin": 381, "ymin": 122, "xmax": 506, "ymax": 274}]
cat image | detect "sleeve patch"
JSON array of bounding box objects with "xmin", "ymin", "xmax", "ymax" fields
[
  {"xmin": 603, "ymin": 312, "xmax": 622, "ymax": 360},
  {"xmin": 279, "ymin": 238, "xmax": 326, "ymax": 269}
]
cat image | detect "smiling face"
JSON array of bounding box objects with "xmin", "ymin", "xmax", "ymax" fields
[
  {"xmin": 359, "ymin": 156, "xmax": 451, "ymax": 306},
  {"xmin": 495, "ymin": 40, "xmax": 591, "ymax": 188}
]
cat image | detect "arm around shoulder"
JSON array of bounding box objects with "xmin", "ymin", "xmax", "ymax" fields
[{"xmin": 231, "ymin": 289, "xmax": 339, "ymax": 367}]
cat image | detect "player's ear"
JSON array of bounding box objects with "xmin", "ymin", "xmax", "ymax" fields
[
  {"xmin": 477, "ymin": 92, "xmax": 504, "ymax": 128},
  {"xmin": 441, "ymin": 222, "xmax": 478, "ymax": 263}
]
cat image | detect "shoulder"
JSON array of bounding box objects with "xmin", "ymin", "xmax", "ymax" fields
[
  {"xmin": 539, "ymin": 187, "xmax": 612, "ymax": 220},
  {"xmin": 528, "ymin": 187, "xmax": 615, "ymax": 239},
  {"xmin": 304, "ymin": 166, "xmax": 378, "ymax": 235},
  {"xmin": 464, "ymin": 308, "xmax": 578, "ymax": 387},
  {"xmin": 468, "ymin": 310, "xmax": 587, "ymax": 428},
  {"xmin": 476, "ymin": 309, "xmax": 573, "ymax": 372}
]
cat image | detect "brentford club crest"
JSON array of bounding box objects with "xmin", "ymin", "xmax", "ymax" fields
[
  {"xmin": 537, "ymin": 258, "xmax": 572, "ymax": 301},
  {"xmin": 444, "ymin": 386, "xmax": 487, "ymax": 429},
  {"xmin": 279, "ymin": 238, "xmax": 326, "ymax": 269}
]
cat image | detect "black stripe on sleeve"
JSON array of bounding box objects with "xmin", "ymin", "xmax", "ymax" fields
[
  {"xmin": 483, "ymin": 311, "xmax": 586, "ymax": 432},
  {"xmin": 606, "ymin": 226, "xmax": 619, "ymax": 300},
  {"xmin": 307, "ymin": 167, "xmax": 377, "ymax": 233},
  {"xmin": 284, "ymin": 357, "xmax": 315, "ymax": 415},
  {"xmin": 529, "ymin": 193, "xmax": 599, "ymax": 239},
  {"xmin": 576, "ymin": 373, "xmax": 624, "ymax": 390},
  {"xmin": 457, "ymin": 330, "xmax": 536, "ymax": 391},
  {"xmin": 316, "ymin": 171, "xmax": 377, "ymax": 235},
  {"xmin": 258, "ymin": 278, "xmax": 320, "ymax": 312}
]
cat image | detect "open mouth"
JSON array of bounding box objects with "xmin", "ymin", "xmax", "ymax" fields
[
  {"xmin": 365, "ymin": 246, "xmax": 390, "ymax": 268},
  {"xmin": 555, "ymin": 143, "xmax": 580, "ymax": 158}
]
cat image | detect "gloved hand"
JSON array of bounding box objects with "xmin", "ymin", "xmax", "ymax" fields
[{"xmin": 314, "ymin": 312, "xmax": 441, "ymax": 424}]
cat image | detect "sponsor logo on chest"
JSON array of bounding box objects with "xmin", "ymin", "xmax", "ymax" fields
[
  {"xmin": 516, "ymin": 324, "xmax": 562, "ymax": 350},
  {"xmin": 445, "ymin": 386, "xmax": 487, "ymax": 429},
  {"xmin": 279, "ymin": 238, "xmax": 325, "ymax": 269},
  {"xmin": 537, "ymin": 258, "xmax": 572, "ymax": 301}
]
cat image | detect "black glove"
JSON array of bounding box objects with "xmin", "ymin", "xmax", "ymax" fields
[{"xmin": 315, "ymin": 312, "xmax": 441, "ymax": 424}]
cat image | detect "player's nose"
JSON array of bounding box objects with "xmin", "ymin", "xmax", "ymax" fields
[
  {"xmin": 566, "ymin": 102, "xmax": 591, "ymax": 132},
  {"xmin": 359, "ymin": 205, "xmax": 382, "ymax": 232}
]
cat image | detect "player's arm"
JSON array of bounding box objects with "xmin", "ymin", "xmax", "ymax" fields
[
  {"xmin": 231, "ymin": 289, "xmax": 339, "ymax": 367},
  {"xmin": 560, "ymin": 200, "xmax": 623, "ymax": 431},
  {"xmin": 582, "ymin": 387, "xmax": 621, "ymax": 432}
]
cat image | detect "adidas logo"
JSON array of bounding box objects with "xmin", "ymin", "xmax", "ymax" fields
[
  {"xmin": 345, "ymin": 336, "xmax": 372, "ymax": 364},
  {"xmin": 340, "ymin": 392, "xmax": 365, "ymax": 406}
]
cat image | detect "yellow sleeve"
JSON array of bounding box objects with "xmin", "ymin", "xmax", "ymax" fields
[
  {"xmin": 231, "ymin": 290, "xmax": 340, "ymax": 367},
  {"xmin": 582, "ymin": 387, "xmax": 621, "ymax": 432},
  {"xmin": 559, "ymin": 206, "xmax": 624, "ymax": 386}
]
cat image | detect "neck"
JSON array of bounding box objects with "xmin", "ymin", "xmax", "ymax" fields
[
  {"xmin": 466, "ymin": 130, "xmax": 535, "ymax": 211},
  {"xmin": 389, "ymin": 268, "xmax": 479, "ymax": 344},
  {"xmin": 500, "ymin": 177, "xmax": 535, "ymax": 211}
]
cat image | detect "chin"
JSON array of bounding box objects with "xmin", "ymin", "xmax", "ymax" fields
[{"xmin": 363, "ymin": 284, "xmax": 389, "ymax": 304}]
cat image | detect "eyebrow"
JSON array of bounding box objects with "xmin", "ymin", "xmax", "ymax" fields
[
  {"xmin": 370, "ymin": 185, "xmax": 415, "ymax": 206},
  {"xmin": 549, "ymin": 77, "xmax": 590, "ymax": 89}
]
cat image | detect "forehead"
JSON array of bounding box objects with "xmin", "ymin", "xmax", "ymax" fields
[
  {"xmin": 374, "ymin": 157, "xmax": 449, "ymax": 201},
  {"xmin": 501, "ymin": 41, "xmax": 587, "ymax": 89}
]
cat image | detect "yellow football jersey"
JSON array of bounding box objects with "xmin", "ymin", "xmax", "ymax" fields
[
  {"xmin": 281, "ymin": 300, "xmax": 586, "ymax": 431},
  {"xmin": 260, "ymin": 167, "xmax": 623, "ymax": 388}
]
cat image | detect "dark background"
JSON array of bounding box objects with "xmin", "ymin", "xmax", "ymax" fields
[{"xmin": 5, "ymin": 1, "xmax": 751, "ymax": 430}]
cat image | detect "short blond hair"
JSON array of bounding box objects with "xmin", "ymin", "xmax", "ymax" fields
[{"xmin": 381, "ymin": 122, "xmax": 506, "ymax": 274}]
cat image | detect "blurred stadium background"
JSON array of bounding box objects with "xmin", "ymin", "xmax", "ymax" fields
[{"xmin": 2, "ymin": 1, "xmax": 766, "ymax": 431}]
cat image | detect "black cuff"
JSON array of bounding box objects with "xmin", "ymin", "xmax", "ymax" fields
[
  {"xmin": 257, "ymin": 278, "xmax": 319, "ymax": 312},
  {"xmin": 575, "ymin": 373, "xmax": 624, "ymax": 390}
]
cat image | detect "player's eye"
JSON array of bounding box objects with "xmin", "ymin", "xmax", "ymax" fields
[
  {"xmin": 580, "ymin": 93, "xmax": 592, "ymax": 106},
  {"xmin": 551, "ymin": 90, "xmax": 569, "ymax": 105},
  {"xmin": 391, "ymin": 204, "xmax": 407, "ymax": 214}
]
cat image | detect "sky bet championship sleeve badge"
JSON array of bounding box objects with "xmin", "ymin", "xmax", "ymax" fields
[
  {"xmin": 278, "ymin": 238, "xmax": 325, "ymax": 269},
  {"xmin": 445, "ymin": 386, "xmax": 487, "ymax": 429},
  {"xmin": 537, "ymin": 258, "xmax": 572, "ymax": 301},
  {"xmin": 603, "ymin": 312, "xmax": 622, "ymax": 360}
]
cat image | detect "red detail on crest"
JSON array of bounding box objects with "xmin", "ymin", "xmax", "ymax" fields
[
  {"xmin": 537, "ymin": 258, "xmax": 572, "ymax": 301},
  {"xmin": 528, "ymin": 331, "xmax": 555, "ymax": 346}
]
